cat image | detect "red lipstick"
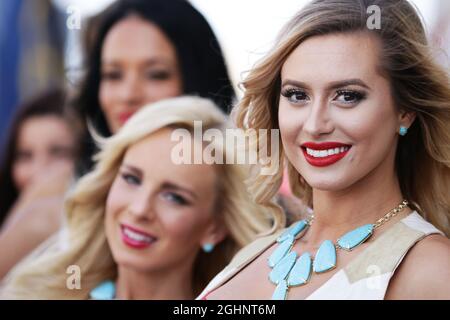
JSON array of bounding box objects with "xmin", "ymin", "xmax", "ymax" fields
[
  {"xmin": 118, "ymin": 111, "xmax": 135, "ymax": 125},
  {"xmin": 300, "ymin": 142, "xmax": 351, "ymax": 167}
]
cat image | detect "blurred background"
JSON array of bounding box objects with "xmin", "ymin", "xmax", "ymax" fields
[{"xmin": 1, "ymin": 0, "xmax": 449, "ymax": 152}]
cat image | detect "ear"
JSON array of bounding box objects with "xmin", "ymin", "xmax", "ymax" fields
[
  {"xmin": 199, "ymin": 215, "xmax": 228, "ymax": 248},
  {"xmin": 398, "ymin": 110, "xmax": 416, "ymax": 130}
]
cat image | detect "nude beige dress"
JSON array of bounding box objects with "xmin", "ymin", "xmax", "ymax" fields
[{"xmin": 198, "ymin": 211, "xmax": 444, "ymax": 300}]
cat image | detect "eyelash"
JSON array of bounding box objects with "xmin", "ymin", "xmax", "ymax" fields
[
  {"xmin": 101, "ymin": 71, "xmax": 121, "ymax": 80},
  {"xmin": 120, "ymin": 173, "xmax": 190, "ymax": 206},
  {"xmin": 334, "ymin": 90, "xmax": 367, "ymax": 104},
  {"xmin": 15, "ymin": 150, "xmax": 32, "ymax": 162},
  {"xmin": 281, "ymin": 88, "xmax": 367, "ymax": 105},
  {"xmin": 49, "ymin": 146, "xmax": 73, "ymax": 158},
  {"xmin": 146, "ymin": 71, "xmax": 171, "ymax": 80},
  {"xmin": 101, "ymin": 70, "xmax": 171, "ymax": 81},
  {"xmin": 162, "ymin": 192, "xmax": 189, "ymax": 206},
  {"xmin": 121, "ymin": 173, "xmax": 141, "ymax": 186},
  {"xmin": 281, "ymin": 88, "xmax": 309, "ymax": 104}
]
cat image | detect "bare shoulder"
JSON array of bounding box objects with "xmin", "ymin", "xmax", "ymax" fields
[{"xmin": 386, "ymin": 234, "xmax": 450, "ymax": 300}]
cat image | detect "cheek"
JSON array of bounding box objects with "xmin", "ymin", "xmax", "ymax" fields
[
  {"xmin": 143, "ymin": 79, "xmax": 183, "ymax": 101},
  {"xmin": 335, "ymin": 107, "xmax": 398, "ymax": 160},
  {"xmin": 99, "ymin": 82, "xmax": 115, "ymax": 116},
  {"xmin": 48, "ymin": 157, "xmax": 75, "ymax": 173},
  {"xmin": 278, "ymin": 102, "xmax": 307, "ymax": 156},
  {"xmin": 157, "ymin": 206, "xmax": 208, "ymax": 244},
  {"xmin": 12, "ymin": 162, "xmax": 31, "ymax": 192},
  {"xmin": 104, "ymin": 180, "xmax": 127, "ymax": 233}
]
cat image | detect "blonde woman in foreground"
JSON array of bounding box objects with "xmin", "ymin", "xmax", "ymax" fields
[
  {"xmin": 0, "ymin": 96, "xmax": 273, "ymax": 299},
  {"xmin": 199, "ymin": 0, "xmax": 450, "ymax": 300}
]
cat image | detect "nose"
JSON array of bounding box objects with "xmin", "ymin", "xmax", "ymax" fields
[
  {"xmin": 29, "ymin": 154, "xmax": 52, "ymax": 181},
  {"xmin": 119, "ymin": 72, "xmax": 145, "ymax": 109},
  {"xmin": 302, "ymin": 99, "xmax": 334, "ymax": 137},
  {"xmin": 128, "ymin": 189, "xmax": 155, "ymax": 220}
]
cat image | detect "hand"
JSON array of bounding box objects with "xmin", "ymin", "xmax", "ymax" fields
[{"xmin": 3, "ymin": 161, "xmax": 73, "ymax": 230}]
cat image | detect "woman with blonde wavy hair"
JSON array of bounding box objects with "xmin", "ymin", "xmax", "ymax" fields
[
  {"xmin": 199, "ymin": 0, "xmax": 450, "ymax": 300},
  {"xmin": 0, "ymin": 96, "xmax": 273, "ymax": 299}
]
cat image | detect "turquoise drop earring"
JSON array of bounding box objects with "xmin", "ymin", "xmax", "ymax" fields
[
  {"xmin": 202, "ymin": 243, "xmax": 214, "ymax": 253},
  {"xmin": 399, "ymin": 126, "xmax": 408, "ymax": 136}
]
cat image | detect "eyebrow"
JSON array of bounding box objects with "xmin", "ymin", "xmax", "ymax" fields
[
  {"xmin": 101, "ymin": 57, "xmax": 173, "ymax": 68},
  {"xmin": 281, "ymin": 78, "xmax": 371, "ymax": 90},
  {"xmin": 121, "ymin": 164, "xmax": 142, "ymax": 176},
  {"xmin": 121, "ymin": 164, "xmax": 198, "ymax": 200}
]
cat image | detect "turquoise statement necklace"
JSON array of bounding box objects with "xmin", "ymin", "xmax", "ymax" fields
[{"xmin": 268, "ymin": 200, "xmax": 409, "ymax": 300}]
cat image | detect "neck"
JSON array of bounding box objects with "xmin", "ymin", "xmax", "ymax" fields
[
  {"xmin": 305, "ymin": 160, "xmax": 410, "ymax": 248},
  {"xmin": 115, "ymin": 263, "xmax": 194, "ymax": 300}
]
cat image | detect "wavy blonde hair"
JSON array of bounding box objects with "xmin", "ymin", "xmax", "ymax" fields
[
  {"xmin": 0, "ymin": 96, "xmax": 273, "ymax": 299},
  {"xmin": 234, "ymin": 0, "xmax": 450, "ymax": 236}
]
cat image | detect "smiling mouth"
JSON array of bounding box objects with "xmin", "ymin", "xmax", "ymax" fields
[
  {"xmin": 120, "ymin": 224, "xmax": 157, "ymax": 249},
  {"xmin": 304, "ymin": 146, "xmax": 350, "ymax": 158},
  {"xmin": 300, "ymin": 142, "xmax": 352, "ymax": 167}
]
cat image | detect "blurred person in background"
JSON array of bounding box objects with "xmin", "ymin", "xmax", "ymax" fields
[
  {"xmin": 69, "ymin": 0, "xmax": 236, "ymax": 176},
  {"xmin": 0, "ymin": 0, "xmax": 235, "ymax": 280},
  {"xmin": 0, "ymin": 89, "xmax": 81, "ymax": 279},
  {"xmin": 0, "ymin": 97, "xmax": 274, "ymax": 299},
  {"xmin": 430, "ymin": 0, "xmax": 450, "ymax": 70},
  {"xmin": 0, "ymin": 0, "xmax": 66, "ymax": 153}
]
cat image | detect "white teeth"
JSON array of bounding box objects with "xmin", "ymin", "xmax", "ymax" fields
[
  {"xmin": 306, "ymin": 146, "xmax": 349, "ymax": 158},
  {"xmin": 123, "ymin": 227, "xmax": 154, "ymax": 243}
]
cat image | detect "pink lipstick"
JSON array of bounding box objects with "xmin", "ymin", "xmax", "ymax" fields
[{"xmin": 120, "ymin": 224, "xmax": 156, "ymax": 249}]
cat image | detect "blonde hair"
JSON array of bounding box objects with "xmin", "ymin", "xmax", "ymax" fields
[
  {"xmin": 234, "ymin": 0, "xmax": 450, "ymax": 236},
  {"xmin": 1, "ymin": 96, "xmax": 273, "ymax": 299}
]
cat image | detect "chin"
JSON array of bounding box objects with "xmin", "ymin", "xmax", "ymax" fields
[
  {"xmin": 302, "ymin": 173, "xmax": 354, "ymax": 192},
  {"xmin": 115, "ymin": 255, "xmax": 158, "ymax": 273},
  {"xmin": 308, "ymin": 181, "xmax": 344, "ymax": 192},
  {"xmin": 108, "ymin": 242, "xmax": 153, "ymax": 272}
]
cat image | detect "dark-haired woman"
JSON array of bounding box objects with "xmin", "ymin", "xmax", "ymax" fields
[
  {"xmin": 0, "ymin": 89, "xmax": 81, "ymax": 279},
  {"xmin": 71, "ymin": 0, "xmax": 236, "ymax": 175}
]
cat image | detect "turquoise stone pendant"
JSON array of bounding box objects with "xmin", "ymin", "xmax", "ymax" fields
[
  {"xmin": 337, "ymin": 224, "xmax": 374, "ymax": 251},
  {"xmin": 277, "ymin": 220, "xmax": 308, "ymax": 243},
  {"xmin": 268, "ymin": 234, "xmax": 294, "ymax": 268},
  {"xmin": 313, "ymin": 240, "xmax": 336, "ymax": 273},
  {"xmin": 287, "ymin": 252, "xmax": 312, "ymax": 286},
  {"xmin": 272, "ymin": 280, "xmax": 288, "ymax": 300},
  {"xmin": 89, "ymin": 280, "xmax": 115, "ymax": 300},
  {"xmin": 269, "ymin": 251, "xmax": 297, "ymax": 284}
]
